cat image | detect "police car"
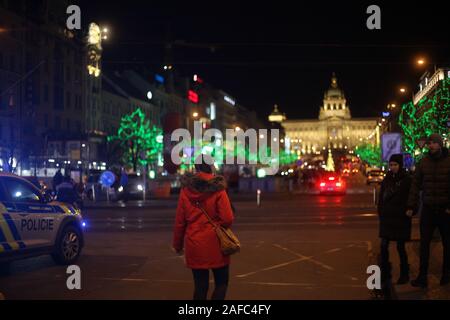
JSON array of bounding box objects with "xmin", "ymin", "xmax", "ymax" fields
[{"xmin": 0, "ymin": 173, "xmax": 84, "ymax": 271}]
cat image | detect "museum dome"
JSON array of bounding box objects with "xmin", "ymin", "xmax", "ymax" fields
[{"xmin": 324, "ymin": 73, "xmax": 345, "ymax": 99}]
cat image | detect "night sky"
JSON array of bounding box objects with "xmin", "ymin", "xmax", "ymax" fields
[{"xmin": 78, "ymin": 0, "xmax": 450, "ymax": 120}]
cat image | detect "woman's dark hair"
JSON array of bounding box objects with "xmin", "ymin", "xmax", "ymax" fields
[{"xmin": 194, "ymin": 155, "xmax": 213, "ymax": 174}]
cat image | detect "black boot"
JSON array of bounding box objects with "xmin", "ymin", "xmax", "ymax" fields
[
  {"xmin": 411, "ymin": 274, "xmax": 428, "ymax": 288},
  {"xmin": 397, "ymin": 264, "xmax": 410, "ymax": 285}
]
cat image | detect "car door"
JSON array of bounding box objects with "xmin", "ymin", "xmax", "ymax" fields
[
  {"xmin": 0, "ymin": 179, "xmax": 26, "ymax": 253},
  {"xmin": 2, "ymin": 177, "xmax": 58, "ymax": 250}
]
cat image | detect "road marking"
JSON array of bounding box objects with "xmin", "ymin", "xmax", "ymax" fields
[
  {"xmin": 97, "ymin": 278, "xmax": 367, "ymax": 289},
  {"xmin": 273, "ymin": 244, "xmax": 335, "ymax": 271},
  {"xmin": 246, "ymin": 282, "xmax": 366, "ymax": 289},
  {"xmin": 325, "ymin": 248, "xmax": 342, "ymax": 254},
  {"xmin": 236, "ymin": 242, "xmax": 367, "ymax": 281},
  {"xmin": 236, "ymin": 257, "xmax": 311, "ymax": 278}
]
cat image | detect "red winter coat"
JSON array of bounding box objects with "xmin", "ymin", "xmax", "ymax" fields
[{"xmin": 172, "ymin": 172, "xmax": 234, "ymax": 269}]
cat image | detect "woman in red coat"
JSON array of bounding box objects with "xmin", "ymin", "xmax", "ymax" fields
[{"xmin": 172, "ymin": 160, "xmax": 235, "ymax": 300}]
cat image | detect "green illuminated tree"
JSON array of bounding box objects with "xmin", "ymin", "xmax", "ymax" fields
[
  {"xmin": 355, "ymin": 143, "xmax": 382, "ymax": 167},
  {"xmin": 398, "ymin": 77, "xmax": 449, "ymax": 157},
  {"xmin": 108, "ymin": 108, "xmax": 163, "ymax": 172}
]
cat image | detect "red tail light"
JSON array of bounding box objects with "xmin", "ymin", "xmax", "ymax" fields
[{"xmin": 328, "ymin": 177, "xmax": 335, "ymax": 181}]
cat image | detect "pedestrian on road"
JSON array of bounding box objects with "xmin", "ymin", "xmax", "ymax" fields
[
  {"xmin": 377, "ymin": 154, "xmax": 412, "ymax": 291},
  {"xmin": 407, "ymin": 133, "xmax": 450, "ymax": 288},
  {"xmin": 52, "ymin": 169, "xmax": 63, "ymax": 190},
  {"xmin": 172, "ymin": 155, "xmax": 235, "ymax": 300}
]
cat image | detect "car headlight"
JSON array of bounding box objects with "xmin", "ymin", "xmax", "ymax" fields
[
  {"xmin": 137, "ymin": 184, "xmax": 143, "ymax": 191},
  {"xmin": 118, "ymin": 186, "xmax": 124, "ymax": 192}
]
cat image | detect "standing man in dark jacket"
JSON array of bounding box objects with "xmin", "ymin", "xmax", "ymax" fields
[
  {"xmin": 406, "ymin": 133, "xmax": 450, "ymax": 288},
  {"xmin": 378, "ymin": 154, "xmax": 412, "ymax": 295}
]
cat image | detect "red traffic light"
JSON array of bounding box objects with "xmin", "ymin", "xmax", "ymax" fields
[{"xmin": 188, "ymin": 90, "xmax": 199, "ymax": 103}]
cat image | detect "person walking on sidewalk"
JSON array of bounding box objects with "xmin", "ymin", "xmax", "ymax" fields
[
  {"xmin": 172, "ymin": 156, "xmax": 235, "ymax": 300},
  {"xmin": 377, "ymin": 154, "xmax": 413, "ymax": 294},
  {"xmin": 407, "ymin": 133, "xmax": 450, "ymax": 288}
]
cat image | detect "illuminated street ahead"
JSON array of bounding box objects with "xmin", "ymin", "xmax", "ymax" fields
[{"xmin": 1, "ymin": 173, "xmax": 448, "ymax": 300}]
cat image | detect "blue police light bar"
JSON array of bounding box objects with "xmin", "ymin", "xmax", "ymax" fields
[
  {"xmin": 155, "ymin": 74, "xmax": 165, "ymax": 84},
  {"xmin": 382, "ymin": 112, "xmax": 390, "ymax": 117}
]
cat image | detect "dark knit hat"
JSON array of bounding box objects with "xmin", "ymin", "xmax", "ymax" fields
[
  {"xmin": 194, "ymin": 154, "xmax": 214, "ymax": 174},
  {"xmin": 389, "ymin": 154, "xmax": 403, "ymax": 166},
  {"xmin": 427, "ymin": 133, "xmax": 443, "ymax": 148}
]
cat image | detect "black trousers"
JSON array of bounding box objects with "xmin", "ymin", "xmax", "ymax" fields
[
  {"xmin": 418, "ymin": 206, "xmax": 450, "ymax": 276},
  {"xmin": 380, "ymin": 238, "xmax": 408, "ymax": 271},
  {"xmin": 191, "ymin": 265, "xmax": 229, "ymax": 300}
]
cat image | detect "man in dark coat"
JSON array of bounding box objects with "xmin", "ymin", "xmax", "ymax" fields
[
  {"xmin": 407, "ymin": 133, "xmax": 450, "ymax": 288},
  {"xmin": 52, "ymin": 169, "xmax": 63, "ymax": 190},
  {"xmin": 378, "ymin": 154, "xmax": 412, "ymax": 291}
]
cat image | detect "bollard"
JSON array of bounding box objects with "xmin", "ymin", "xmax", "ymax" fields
[
  {"xmin": 257, "ymin": 189, "xmax": 261, "ymax": 207},
  {"xmin": 373, "ymin": 187, "xmax": 377, "ymax": 206}
]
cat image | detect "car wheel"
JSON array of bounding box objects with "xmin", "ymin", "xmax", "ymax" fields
[{"xmin": 52, "ymin": 225, "xmax": 82, "ymax": 265}]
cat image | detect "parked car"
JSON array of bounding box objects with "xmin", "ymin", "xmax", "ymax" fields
[
  {"xmin": 0, "ymin": 173, "xmax": 84, "ymax": 272},
  {"xmin": 318, "ymin": 172, "xmax": 347, "ymax": 195},
  {"xmin": 366, "ymin": 170, "xmax": 385, "ymax": 185},
  {"xmin": 117, "ymin": 174, "xmax": 148, "ymax": 201}
]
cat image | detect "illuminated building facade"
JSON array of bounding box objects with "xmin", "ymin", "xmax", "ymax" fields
[{"xmin": 277, "ymin": 74, "xmax": 379, "ymax": 157}]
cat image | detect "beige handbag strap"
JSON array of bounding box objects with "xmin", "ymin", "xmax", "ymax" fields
[{"xmin": 194, "ymin": 201, "xmax": 217, "ymax": 229}]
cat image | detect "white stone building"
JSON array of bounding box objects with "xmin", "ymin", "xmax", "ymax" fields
[{"xmin": 271, "ymin": 73, "xmax": 380, "ymax": 157}]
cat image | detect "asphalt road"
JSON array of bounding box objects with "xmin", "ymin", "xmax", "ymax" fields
[{"xmin": 1, "ymin": 174, "xmax": 392, "ymax": 300}]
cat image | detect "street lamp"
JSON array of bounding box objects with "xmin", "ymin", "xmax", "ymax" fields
[
  {"xmin": 399, "ymin": 87, "xmax": 407, "ymax": 94},
  {"xmin": 235, "ymin": 126, "xmax": 241, "ymax": 132},
  {"xmin": 102, "ymin": 27, "xmax": 109, "ymax": 40},
  {"xmin": 417, "ymin": 58, "xmax": 425, "ymax": 65},
  {"xmin": 192, "ymin": 112, "xmax": 199, "ymax": 118}
]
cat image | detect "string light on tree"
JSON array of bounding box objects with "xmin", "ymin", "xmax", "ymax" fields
[
  {"xmin": 108, "ymin": 108, "xmax": 163, "ymax": 172},
  {"xmin": 398, "ymin": 77, "xmax": 449, "ymax": 157}
]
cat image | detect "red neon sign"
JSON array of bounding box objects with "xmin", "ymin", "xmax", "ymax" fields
[{"xmin": 188, "ymin": 90, "xmax": 199, "ymax": 103}]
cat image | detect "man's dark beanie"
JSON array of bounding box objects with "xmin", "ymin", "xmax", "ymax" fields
[{"xmin": 389, "ymin": 154, "xmax": 403, "ymax": 166}]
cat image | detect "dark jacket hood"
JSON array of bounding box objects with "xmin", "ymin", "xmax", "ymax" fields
[
  {"xmin": 428, "ymin": 147, "xmax": 448, "ymax": 160},
  {"xmin": 181, "ymin": 173, "xmax": 227, "ymax": 196}
]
